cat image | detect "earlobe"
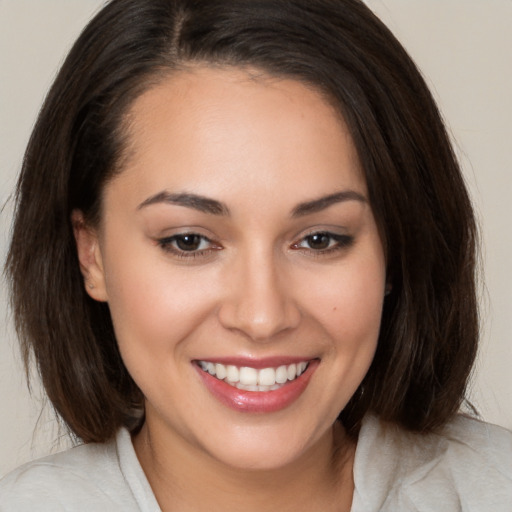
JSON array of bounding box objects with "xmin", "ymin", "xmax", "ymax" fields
[{"xmin": 71, "ymin": 210, "xmax": 108, "ymax": 302}]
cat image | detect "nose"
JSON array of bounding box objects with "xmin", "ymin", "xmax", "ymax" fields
[{"xmin": 218, "ymin": 250, "xmax": 301, "ymax": 342}]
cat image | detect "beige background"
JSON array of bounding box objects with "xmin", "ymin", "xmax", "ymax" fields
[{"xmin": 1, "ymin": 0, "xmax": 511, "ymax": 477}]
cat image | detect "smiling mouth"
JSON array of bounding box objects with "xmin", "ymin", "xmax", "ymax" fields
[{"xmin": 197, "ymin": 361, "xmax": 310, "ymax": 392}]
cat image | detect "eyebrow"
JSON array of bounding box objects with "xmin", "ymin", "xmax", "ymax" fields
[
  {"xmin": 291, "ymin": 190, "xmax": 367, "ymax": 217},
  {"xmin": 137, "ymin": 189, "xmax": 366, "ymax": 217},
  {"xmin": 137, "ymin": 191, "xmax": 230, "ymax": 215}
]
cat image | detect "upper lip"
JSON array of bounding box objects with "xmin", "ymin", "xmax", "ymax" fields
[{"xmin": 193, "ymin": 356, "xmax": 317, "ymax": 369}]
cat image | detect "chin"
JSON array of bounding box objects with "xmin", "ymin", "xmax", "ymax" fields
[
  {"xmin": 198, "ymin": 420, "xmax": 328, "ymax": 472},
  {"xmin": 211, "ymin": 444, "xmax": 302, "ymax": 472}
]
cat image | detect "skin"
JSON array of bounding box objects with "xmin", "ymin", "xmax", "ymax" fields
[{"xmin": 74, "ymin": 67, "xmax": 387, "ymax": 511}]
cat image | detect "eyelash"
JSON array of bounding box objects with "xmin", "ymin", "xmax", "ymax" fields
[
  {"xmin": 157, "ymin": 233, "xmax": 219, "ymax": 259},
  {"xmin": 291, "ymin": 232, "xmax": 354, "ymax": 256},
  {"xmin": 157, "ymin": 231, "xmax": 354, "ymax": 259}
]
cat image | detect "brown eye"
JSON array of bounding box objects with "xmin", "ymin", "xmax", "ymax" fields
[
  {"xmin": 305, "ymin": 233, "xmax": 332, "ymax": 250},
  {"xmin": 158, "ymin": 233, "xmax": 215, "ymax": 255},
  {"xmin": 174, "ymin": 234, "xmax": 203, "ymax": 251},
  {"xmin": 292, "ymin": 231, "xmax": 354, "ymax": 254}
]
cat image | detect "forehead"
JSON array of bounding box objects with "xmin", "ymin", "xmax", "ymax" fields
[{"xmin": 107, "ymin": 66, "xmax": 367, "ymax": 212}]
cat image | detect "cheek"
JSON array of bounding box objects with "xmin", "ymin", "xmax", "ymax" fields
[
  {"xmin": 305, "ymin": 260, "xmax": 385, "ymax": 339},
  {"xmin": 103, "ymin": 262, "xmax": 220, "ymax": 408},
  {"xmin": 311, "ymin": 265, "xmax": 384, "ymax": 403},
  {"xmin": 299, "ymin": 254, "xmax": 385, "ymax": 398},
  {"xmin": 101, "ymin": 241, "xmax": 218, "ymax": 360}
]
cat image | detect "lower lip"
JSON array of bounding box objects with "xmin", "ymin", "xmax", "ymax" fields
[{"xmin": 195, "ymin": 360, "xmax": 318, "ymax": 413}]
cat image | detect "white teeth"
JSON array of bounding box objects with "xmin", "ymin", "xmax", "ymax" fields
[
  {"xmin": 275, "ymin": 365, "xmax": 288, "ymax": 384},
  {"xmin": 215, "ymin": 363, "xmax": 227, "ymax": 380},
  {"xmin": 235, "ymin": 383, "xmax": 284, "ymax": 392},
  {"xmin": 239, "ymin": 367, "xmax": 258, "ymax": 386},
  {"xmin": 236, "ymin": 383, "xmax": 260, "ymax": 391},
  {"xmin": 258, "ymin": 367, "xmax": 276, "ymax": 386},
  {"xmin": 198, "ymin": 360, "xmax": 310, "ymax": 390},
  {"xmin": 225, "ymin": 365, "xmax": 239, "ymax": 383}
]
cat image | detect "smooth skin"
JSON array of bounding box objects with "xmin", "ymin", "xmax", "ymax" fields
[{"xmin": 74, "ymin": 67, "xmax": 387, "ymax": 511}]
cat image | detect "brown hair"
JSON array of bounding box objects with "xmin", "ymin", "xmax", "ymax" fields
[{"xmin": 6, "ymin": 0, "xmax": 478, "ymax": 442}]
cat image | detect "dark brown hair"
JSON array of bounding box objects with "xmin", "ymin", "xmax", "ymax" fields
[{"xmin": 6, "ymin": 0, "xmax": 478, "ymax": 442}]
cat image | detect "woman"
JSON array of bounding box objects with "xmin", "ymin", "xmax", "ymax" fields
[{"xmin": 1, "ymin": 0, "xmax": 511, "ymax": 510}]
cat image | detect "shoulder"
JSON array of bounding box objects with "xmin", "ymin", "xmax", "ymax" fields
[
  {"xmin": 441, "ymin": 414, "xmax": 512, "ymax": 471},
  {"xmin": 352, "ymin": 414, "xmax": 512, "ymax": 512},
  {"xmin": 0, "ymin": 430, "xmax": 144, "ymax": 511}
]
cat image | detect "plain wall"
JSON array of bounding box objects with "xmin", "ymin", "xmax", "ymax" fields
[{"xmin": 1, "ymin": 0, "xmax": 511, "ymax": 477}]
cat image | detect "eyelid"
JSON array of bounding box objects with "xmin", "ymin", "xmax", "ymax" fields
[
  {"xmin": 290, "ymin": 229, "xmax": 354, "ymax": 255},
  {"xmin": 154, "ymin": 226, "xmax": 353, "ymax": 260},
  {"xmin": 157, "ymin": 231, "xmax": 222, "ymax": 259}
]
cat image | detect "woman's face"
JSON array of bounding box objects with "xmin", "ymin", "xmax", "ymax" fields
[{"xmin": 78, "ymin": 67, "xmax": 386, "ymax": 470}]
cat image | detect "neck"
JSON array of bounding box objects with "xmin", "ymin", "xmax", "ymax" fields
[{"xmin": 133, "ymin": 419, "xmax": 355, "ymax": 512}]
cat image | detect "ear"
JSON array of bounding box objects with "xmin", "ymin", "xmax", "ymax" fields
[{"xmin": 71, "ymin": 210, "xmax": 108, "ymax": 302}]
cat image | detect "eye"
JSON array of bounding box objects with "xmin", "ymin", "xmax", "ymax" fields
[
  {"xmin": 157, "ymin": 233, "xmax": 219, "ymax": 257},
  {"xmin": 303, "ymin": 233, "xmax": 334, "ymax": 250},
  {"xmin": 292, "ymin": 231, "xmax": 354, "ymax": 253},
  {"xmin": 171, "ymin": 234, "xmax": 207, "ymax": 251}
]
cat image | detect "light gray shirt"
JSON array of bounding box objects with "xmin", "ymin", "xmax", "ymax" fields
[{"xmin": 1, "ymin": 414, "xmax": 511, "ymax": 511}]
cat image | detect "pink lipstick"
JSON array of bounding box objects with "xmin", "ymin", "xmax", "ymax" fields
[{"xmin": 194, "ymin": 358, "xmax": 319, "ymax": 413}]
